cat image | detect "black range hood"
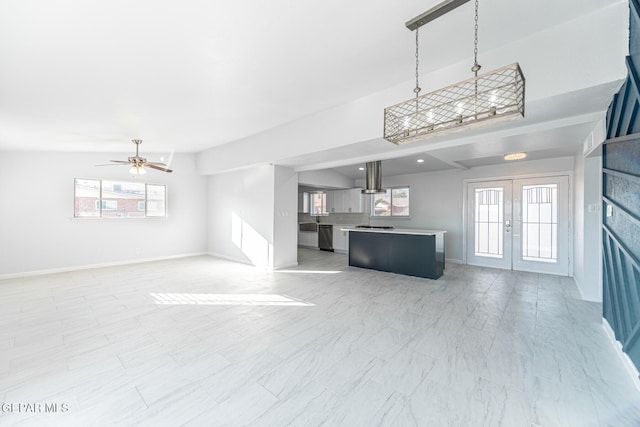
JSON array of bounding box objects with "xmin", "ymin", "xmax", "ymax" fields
[{"xmin": 361, "ymin": 161, "xmax": 386, "ymax": 194}]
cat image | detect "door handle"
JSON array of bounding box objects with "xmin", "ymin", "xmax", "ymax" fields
[{"xmin": 505, "ymin": 219, "xmax": 511, "ymax": 232}]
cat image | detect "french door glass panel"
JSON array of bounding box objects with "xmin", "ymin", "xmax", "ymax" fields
[
  {"xmin": 474, "ymin": 188, "xmax": 504, "ymax": 258},
  {"xmin": 467, "ymin": 180, "xmax": 512, "ymax": 269},
  {"xmin": 467, "ymin": 176, "xmax": 569, "ymax": 275},
  {"xmin": 512, "ymin": 176, "xmax": 569, "ymax": 275},
  {"xmin": 522, "ymin": 184, "xmax": 557, "ymax": 262}
]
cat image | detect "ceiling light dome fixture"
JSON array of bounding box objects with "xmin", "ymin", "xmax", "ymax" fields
[
  {"xmin": 504, "ymin": 152, "xmax": 527, "ymax": 161},
  {"xmin": 383, "ymin": 0, "xmax": 525, "ymax": 145}
]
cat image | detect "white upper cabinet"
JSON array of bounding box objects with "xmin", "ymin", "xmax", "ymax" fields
[
  {"xmin": 346, "ymin": 188, "xmax": 363, "ymax": 213},
  {"xmin": 333, "ymin": 190, "xmax": 345, "ymax": 213},
  {"xmin": 325, "ymin": 191, "xmax": 334, "ymax": 214},
  {"xmin": 327, "ymin": 189, "xmax": 363, "ymax": 213},
  {"xmin": 297, "ymin": 192, "xmax": 309, "ymax": 213}
]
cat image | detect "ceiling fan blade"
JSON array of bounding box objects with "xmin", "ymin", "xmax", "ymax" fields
[
  {"xmin": 95, "ymin": 163, "xmax": 128, "ymax": 167},
  {"xmin": 146, "ymin": 161, "xmax": 168, "ymax": 167},
  {"xmin": 109, "ymin": 160, "xmax": 132, "ymax": 164},
  {"xmin": 145, "ymin": 163, "xmax": 173, "ymax": 173}
]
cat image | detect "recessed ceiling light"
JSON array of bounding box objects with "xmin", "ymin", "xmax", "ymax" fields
[
  {"xmin": 504, "ymin": 152, "xmax": 527, "ymax": 161},
  {"xmin": 358, "ymin": 167, "xmax": 365, "ymax": 171},
  {"xmin": 417, "ymin": 159, "xmax": 425, "ymax": 163}
]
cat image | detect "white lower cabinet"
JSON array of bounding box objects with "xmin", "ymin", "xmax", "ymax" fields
[
  {"xmin": 298, "ymin": 226, "xmax": 353, "ymax": 252},
  {"xmin": 298, "ymin": 231, "xmax": 318, "ymax": 248},
  {"xmin": 333, "ymin": 227, "xmax": 350, "ymax": 253}
]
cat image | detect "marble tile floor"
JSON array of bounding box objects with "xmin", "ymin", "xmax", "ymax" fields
[{"xmin": 1, "ymin": 248, "xmax": 639, "ymax": 426}]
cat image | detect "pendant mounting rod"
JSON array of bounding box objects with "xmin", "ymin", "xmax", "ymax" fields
[{"xmin": 405, "ymin": 0, "xmax": 471, "ymax": 31}]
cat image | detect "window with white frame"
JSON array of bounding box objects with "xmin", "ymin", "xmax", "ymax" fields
[
  {"xmin": 371, "ymin": 187, "xmax": 410, "ymax": 217},
  {"xmin": 310, "ymin": 192, "xmax": 327, "ymax": 216},
  {"xmin": 74, "ymin": 178, "xmax": 167, "ymax": 218}
]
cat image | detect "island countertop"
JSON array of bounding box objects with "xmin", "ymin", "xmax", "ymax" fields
[{"xmin": 340, "ymin": 227, "xmax": 446, "ymax": 236}]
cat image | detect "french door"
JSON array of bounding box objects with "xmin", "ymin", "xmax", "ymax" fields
[{"xmin": 466, "ymin": 176, "xmax": 569, "ymax": 275}]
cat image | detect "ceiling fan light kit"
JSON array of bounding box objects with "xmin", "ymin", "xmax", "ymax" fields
[
  {"xmin": 129, "ymin": 165, "xmax": 147, "ymax": 175},
  {"xmin": 384, "ymin": 0, "xmax": 525, "ymax": 145}
]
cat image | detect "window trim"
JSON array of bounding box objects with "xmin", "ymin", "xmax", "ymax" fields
[
  {"xmin": 370, "ymin": 186, "xmax": 411, "ymax": 218},
  {"xmin": 144, "ymin": 183, "xmax": 168, "ymax": 218},
  {"xmin": 74, "ymin": 178, "xmax": 167, "ymax": 219}
]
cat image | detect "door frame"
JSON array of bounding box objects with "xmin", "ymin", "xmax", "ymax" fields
[{"xmin": 462, "ymin": 171, "xmax": 573, "ymax": 275}]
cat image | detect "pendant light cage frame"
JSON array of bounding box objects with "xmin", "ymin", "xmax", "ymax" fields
[{"xmin": 384, "ymin": 63, "xmax": 524, "ymax": 144}]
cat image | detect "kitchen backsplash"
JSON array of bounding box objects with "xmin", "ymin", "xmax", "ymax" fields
[{"xmin": 298, "ymin": 212, "xmax": 369, "ymax": 225}]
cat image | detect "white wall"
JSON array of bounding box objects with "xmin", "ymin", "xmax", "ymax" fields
[
  {"xmin": 582, "ymin": 154, "xmax": 603, "ymax": 301},
  {"xmin": 208, "ymin": 165, "xmax": 274, "ymax": 268},
  {"xmin": 573, "ymin": 129, "xmax": 605, "ymax": 302},
  {"xmin": 207, "ymin": 164, "xmax": 298, "ymax": 270},
  {"xmin": 298, "ymin": 169, "xmax": 354, "ymax": 189},
  {"xmin": 0, "ymin": 151, "xmax": 208, "ymax": 277},
  {"xmin": 273, "ymin": 166, "xmax": 299, "ymax": 269},
  {"xmin": 358, "ymin": 157, "xmax": 575, "ymax": 263},
  {"xmin": 573, "ymin": 149, "xmax": 586, "ymax": 289},
  {"xmin": 573, "ymin": 121, "xmax": 606, "ymax": 301}
]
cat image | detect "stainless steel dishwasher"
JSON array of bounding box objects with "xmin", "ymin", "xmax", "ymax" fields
[{"xmin": 318, "ymin": 224, "xmax": 334, "ymax": 251}]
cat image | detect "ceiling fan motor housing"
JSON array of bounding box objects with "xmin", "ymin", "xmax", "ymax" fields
[{"xmin": 128, "ymin": 156, "xmax": 146, "ymax": 165}]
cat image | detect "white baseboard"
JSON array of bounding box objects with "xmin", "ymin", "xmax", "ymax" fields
[
  {"xmin": 207, "ymin": 251, "xmax": 254, "ymax": 266},
  {"xmin": 603, "ymin": 318, "xmax": 640, "ymax": 391},
  {"xmin": 445, "ymin": 258, "xmax": 464, "ymax": 265},
  {"xmin": 572, "ymin": 276, "xmax": 587, "ymax": 301},
  {"xmin": 571, "ymin": 276, "xmax": 603, "ymax": 302},
  {"xmin": 0, "ymin": 252, "xmax": 209, "ymax": 280},
  {"xmin": 0, "ymin": 250, "xmax": 301, "ymax": 280},
  {"xmin": 207, "ymin": 252, "xmax": 301, "ymax": 271},
  {"xmin": 273, "ymin": 262, "xmax": 299, "ymax": 270}
]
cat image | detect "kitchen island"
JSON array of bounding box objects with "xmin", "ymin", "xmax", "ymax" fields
[{"xmin": 342, "ymin": 227, "xmax": 446, "ymax": 279}]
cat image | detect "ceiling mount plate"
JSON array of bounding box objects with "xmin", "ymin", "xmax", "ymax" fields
[{"xmin": 405, "ymin": 0, "xmax": 471, "ymax": 31}]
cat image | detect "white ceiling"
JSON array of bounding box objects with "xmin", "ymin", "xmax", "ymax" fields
[{"xmin": 0, "ymin": 0, "xmax": 627, "ymax": 177}]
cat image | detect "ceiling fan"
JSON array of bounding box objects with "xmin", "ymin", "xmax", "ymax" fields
[{"xmin": 98, "ymin": 139, "xmax": 172, "ymax": 175}]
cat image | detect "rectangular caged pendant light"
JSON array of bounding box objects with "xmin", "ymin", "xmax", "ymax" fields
[
  {"xmin": 384, "ymin": 63, "xmax": 525, "ymax": 144},
  {"xmin": 384, "ymin": 0, "xmax": 525, "ymax": 145}
]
